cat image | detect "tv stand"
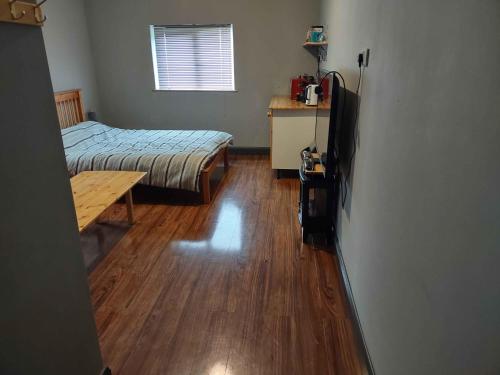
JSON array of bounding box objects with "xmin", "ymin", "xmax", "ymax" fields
[{"xmin": 299, "ymin": 165, "xmax": 338, "ymax": 243}]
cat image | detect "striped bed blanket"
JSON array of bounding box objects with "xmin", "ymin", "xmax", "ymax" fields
[{"xmin": 61, "ymin": 122, "xmax": 233, "ymax": 192}]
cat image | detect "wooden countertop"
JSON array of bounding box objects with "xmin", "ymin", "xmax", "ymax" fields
[{"xmin": 269, "ymin": 96, "xmax": 331, "ymax": 110}]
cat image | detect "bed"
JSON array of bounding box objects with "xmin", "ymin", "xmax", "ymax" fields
[{"xmin": 55, "ymin": 89, "xmax": 233, "ymax": 203}]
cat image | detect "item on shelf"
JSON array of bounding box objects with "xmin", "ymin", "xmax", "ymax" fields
[
  {"xmin": 302, "ymin": 151, "xmax": 313, "ymax": 171},
  {"xmin": 306, "ymin": 25, "xmax": 325, "ymax": 43},
  {"xmin": 301, "ymin": 148, "xmax": 322, "ymax": 172}
]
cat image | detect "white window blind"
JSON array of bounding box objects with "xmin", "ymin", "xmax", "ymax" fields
[{"xmin": 150, "ymin": 24, "xmax": 235, "ymax": 91}]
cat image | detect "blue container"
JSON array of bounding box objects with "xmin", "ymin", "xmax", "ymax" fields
[{"xmin": 310, "ymin": 31, "xmax": 323, "ymax": 42}]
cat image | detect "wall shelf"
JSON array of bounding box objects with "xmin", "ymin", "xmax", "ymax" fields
[
  {"xmin": 303, "ymin": 41, "xmax": 328, "ymax": 47},
  {"xmin": 303, "ymin": 41, "xmax": 328, "ymax": 61}
]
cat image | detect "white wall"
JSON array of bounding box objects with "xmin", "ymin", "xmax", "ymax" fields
[
  {"xmin": 321, "ymin": 0, "xmax": 500, "ymax": 374},
  {"xmin": 42, "ymin": 0, "xmax": 101, "ymax": 114},
  {"xmin": 0, "ymin": 23, "xmax": 102, "ymax": 375},
  {"xmin": 84, "ymin": 0, "xmax": 320, "ymax": 147}
]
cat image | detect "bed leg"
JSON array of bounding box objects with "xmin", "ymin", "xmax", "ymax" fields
[
  {"xmin": 223, "ymin": 147, "xmax": 229, "ymax": 172},
  {"xmin": 201, "ymin": 171, "xmax": 211, "ymax": 204}
]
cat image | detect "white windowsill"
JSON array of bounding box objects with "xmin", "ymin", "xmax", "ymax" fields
[{"xmin": 153, "ymin": 89, "xmax": 238, "ymax": 93}]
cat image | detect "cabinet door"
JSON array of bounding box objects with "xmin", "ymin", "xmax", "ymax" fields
[{"xmin": 271, "ymin": 110, "xmax": 316, "ymax": 170}]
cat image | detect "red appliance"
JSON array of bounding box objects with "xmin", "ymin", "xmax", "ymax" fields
[
  {"xmin": 321, "ymin": 78, "xmax": 330, "ymax": 99},
  {"xmin": 291, "ymin": 77, "xmax": 302, "ymax": 100},
  {"xmin": 291, "ymin": 75, "xmax": 329, "ymax": 101},
  {"xmin": 291, "ymin": 75, "xmax": 315, "ymax": 101}
]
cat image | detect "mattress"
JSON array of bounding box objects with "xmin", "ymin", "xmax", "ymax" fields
[{"xmin": 61, "ymin": 122, "xmax": 233, "ymax": 192}]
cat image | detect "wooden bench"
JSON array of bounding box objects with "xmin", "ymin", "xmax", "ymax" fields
[{"xmin": 70, "ymin": 171, "xmax": 146, "ymax": 232}]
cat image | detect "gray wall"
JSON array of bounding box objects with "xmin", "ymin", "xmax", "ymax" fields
[
  {"xmin": 42, "ymin": 0, "xmax": 101, "ymax": 114},
  {"xmin": 84, "ymin": 0, "xmax": 320, "ymax": 147},
  {"xmin": 320, "ymin": 0, "xmax": 500, "ymax": 374},
  {"xmin": 0, "ymin": 23, "xmax": 102, "ymax": 375}
]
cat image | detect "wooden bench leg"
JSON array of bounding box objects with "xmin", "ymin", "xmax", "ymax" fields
[{"xmin": 125, "ymin": 189, "xmax": 135, "ymax": 224}]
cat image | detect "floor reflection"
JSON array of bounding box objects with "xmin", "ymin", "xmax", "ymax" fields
[
  {"xmin": 209, "ymin": 361, "xmax": 231, "ymax": 375},
  {"xmin": 175, "ymin": 201, "xmax": 243, "ymax": 253},
  {"xmin": 80, "ymin": 222, "xmax": 130, "ymax": 273}
]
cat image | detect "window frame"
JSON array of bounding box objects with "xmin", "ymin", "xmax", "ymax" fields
[{"xmin": 150, "ymin": 24, "xmax": 236, "ymax": 93}]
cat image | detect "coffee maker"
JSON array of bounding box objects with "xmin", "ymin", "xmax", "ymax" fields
[
  {"xmin": 290, "ymin": 75, "xmax": 315, "ymax": 102},
  {"xmin": 291, "ymin": 75, "xmax": 330, "ymax": 103}
]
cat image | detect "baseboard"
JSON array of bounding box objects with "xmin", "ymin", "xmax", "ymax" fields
[
  {"xmin": 335, "ymin": 242, "xmax": 376, "ymax": 375},
  {"xmin": 229, "ymin": 146, "xmax": 270, "ymax": 155}
]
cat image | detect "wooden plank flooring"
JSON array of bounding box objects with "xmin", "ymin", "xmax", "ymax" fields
[{"xmin": 83, "ymin": 155, "xmax": 367, "ymax": 375}]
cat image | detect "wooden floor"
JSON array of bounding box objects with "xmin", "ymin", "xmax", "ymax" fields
[{"xmin": 83, "ymin": 155, "xmax": 367, "ymax": 375}]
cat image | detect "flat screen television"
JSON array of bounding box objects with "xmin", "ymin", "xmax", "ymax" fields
[{"xmin": 314, "ymin": 74, "xmax": 340, "ymax": 181}]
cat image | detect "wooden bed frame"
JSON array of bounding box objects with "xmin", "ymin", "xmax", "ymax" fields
[{"xmin": 54, "ymin": 89, "xmax": 229, "ymax": 204}]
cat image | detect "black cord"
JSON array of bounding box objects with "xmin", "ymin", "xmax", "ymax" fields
[
  {"xmin": 355, "ymin": 65, "xmax": 362, "ymax": 94},
  {"xmin": 317, "ymin": 55, "xmax": 321, "ymax": 83}
]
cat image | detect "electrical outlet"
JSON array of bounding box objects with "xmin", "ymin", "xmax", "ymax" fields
[{"xmin": 359, "ymin": 48, "xmax": 370, "ymax": 67}]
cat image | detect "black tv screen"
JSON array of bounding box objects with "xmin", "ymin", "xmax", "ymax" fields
[{"xmin": 315, "ymin": 74, "xmax": 340, "ymax": 180}]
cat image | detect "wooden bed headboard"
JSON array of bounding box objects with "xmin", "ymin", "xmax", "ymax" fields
[{"xmin": 54, "ymin": 89, "xmax": 85, "ymax": 129}]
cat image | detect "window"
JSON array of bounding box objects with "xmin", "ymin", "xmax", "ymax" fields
[{"xmin": 150, "ymin": 24, "xmax": 235, "ymax": 91}]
